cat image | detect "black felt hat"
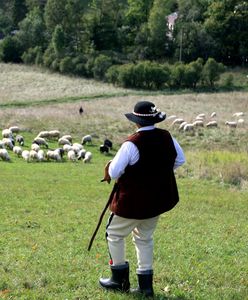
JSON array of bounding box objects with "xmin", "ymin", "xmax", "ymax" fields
[{"xmin": 125, "ymin": 101, "xmax": 166, "ymax": 126}]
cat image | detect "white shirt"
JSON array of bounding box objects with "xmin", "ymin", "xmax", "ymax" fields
[{"xmin": 109, "ymin": 125, "xmax": 185, "ymax": 179}]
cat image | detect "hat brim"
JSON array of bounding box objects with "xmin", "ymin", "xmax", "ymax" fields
[{"xmin": 125, "ymin": 113, "xmax": 166, "ymax": 126}]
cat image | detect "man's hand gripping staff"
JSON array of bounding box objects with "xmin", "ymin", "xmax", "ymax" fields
[{"xmin": 100, "ymin": 160, "xmax": 112, "ymax": 184}]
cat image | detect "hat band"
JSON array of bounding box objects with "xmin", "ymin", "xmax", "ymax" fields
[{"xmin": 133, "ymin": 111, "xmax": 157, "ymax": 117}]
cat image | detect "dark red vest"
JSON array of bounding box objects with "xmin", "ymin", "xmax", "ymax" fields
[{"xmin": 110, "ymin": 128, "xmax": 179, "ymax": 219}]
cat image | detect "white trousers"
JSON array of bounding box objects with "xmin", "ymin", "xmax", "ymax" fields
[{"xmin": 106, "ymin": 214, "xmax": 159, "ymax": 272}]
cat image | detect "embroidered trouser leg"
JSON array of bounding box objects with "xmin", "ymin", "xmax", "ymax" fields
[{"xmin": 106, "ymin": 214, "xmax": 159, "ymax": 270}]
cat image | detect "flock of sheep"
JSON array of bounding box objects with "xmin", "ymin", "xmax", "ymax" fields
[
  {"xmin": 0, "ymin": 127, "xmax": 98, "ymax": 163},
  {"xmin": 167, "ymin": 111, "xmax": 245, "ymax": 132}
]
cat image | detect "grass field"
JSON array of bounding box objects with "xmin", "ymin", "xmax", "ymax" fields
[{"xmin": 0, "ymin": 63, "xmax": 248, "ymax": 300}]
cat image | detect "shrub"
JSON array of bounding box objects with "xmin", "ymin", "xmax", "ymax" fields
[
  {"xmin": 202, "ymin": 58, "xmax": 226, "ymax": 87},
  {"xmin": 72, "ymin": 55, "xmax": 87, "ymax": 76},
  {"xmin": 22, "ymin": 46, "xmax": 42, "ymax": 65},
  {"xmin": 105, "ymin": 65, "xmax": 121, "ymax": 85},
  {"xmin": 0, "ymin": 36, "xmax": 22, "ymax": 63},
  {"xmin": 43, "ymin": 45, "xmax": 56, "ymax": 68},
  {"xmin": 59, "ymin": 56, "xmax": 74, "ymax": 74},
  {"xmin": 169, "ymin": 63, "xmax": 186, "ymax": 88},
  {"xmin": 92, "ymin": 54, "xmax": 112, "ymax": 80},
  {"xmin": 183, "ymin": 58, "xmax": 204, "ymax": 88}
]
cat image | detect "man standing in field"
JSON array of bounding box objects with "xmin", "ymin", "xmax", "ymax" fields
[{"xmin": 100, "ymin": 100, "xmax": 185, "ymax": 297}]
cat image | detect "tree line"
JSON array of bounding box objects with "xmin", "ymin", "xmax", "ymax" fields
[{"xmin": 0, "ymin": 0, "xmax": 247, "ymax": 89}]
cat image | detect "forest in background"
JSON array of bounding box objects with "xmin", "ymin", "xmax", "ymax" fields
[{"xmin": 0, "ymin": 0, "xmax": 248, "ymax": 89}]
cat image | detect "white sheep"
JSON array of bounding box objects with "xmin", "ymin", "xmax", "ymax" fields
[
  {"xmin": 37, "ymin": 131, "xmax": 50, "ymax": 139},
  {"xmin": 33, "ymin": 137, "xmax": 49, "ymax": 148},
  {"xmin": 171, "ymin": 118, "xmax": 185, "ymax": 126},
  {"xmin": 193, "ymin": 120, "xmax": 204, "ymax": 127},
  {"xmin": 81, "ymin": 134, "xmax": 92, "ymax": 145},
  {"xmin": 206, "ymin": 120, "xmax": 218, "ymax": 128},
  {"xmin": 179, "ymin": 121, "xmax": 188, "ymax": 131},
  {"xmin": 13, "ymin": 146, "xmax": 22, "ymax": 157},
  {"xmin": 22, "ymin": 150, "xmax": 30, "ymax": 162},
  {"xmin": 233, "ymin": 112, "xmax": 244, "ymax": 117},
  {"xmin": 37, "ymin": 149, "xmax": 45, "ymax": 161},
  {"xmin": 58, "ymin": 137, "xmax": 72, "ymax": 146},
  {"xmin": 196, "ymin": 113, "xmax": 206, "ymax": 119},
  {"xmin": 83, "ymin": 151, "xmax": 92, "ymax": 163},
  {"xmin": 48, "ymin": 130, "xmax": 60, "ymax": 140},
  {"xmin": 31, "ymin": 143, "xmax": 40, "ymax": 152},
  {"xmin": 166, "ymin": 115, "xmax": 177, "ymax": 120},
  {"xmin": 225, "ymin": 121, "xmax": 237, "ymax": 128},
  {"xmin": 72, "ymin": 143, "xmax": 83, "ymax": 153},
  {"xmin": 237, "ymin": 118, "xmax": 244, "ymax": 124},
  {"xmin": 67, "ymin": 150, "xmax": 76, "ymax": 161},
  {"xmin": 2, "ymin": 129, "xmax": 13, "ymax": 139},
  {"xmin": 61, "ymin": 135, "xmax": 72, "ymax": 143},
  {"xmin": 183, "ymin": 123, "xmax": 194, "ymax": 131},
  {"xmin": 46, "ymin": 150, "xmax": 62, "ymax": 161},
  {"xmin": 0, "ymin": 140, "xmax": 5, "ymax": 149},
  {"xmin": 63, "ymin": 144, "xmax": 73, "ymax": 152},
  {"xmin": 0, "ymin": 149, "xmax": 10, "ymax": 161},
  {"xmin": 9, "ymin": 126, "xmax": 20, "ymax": 133},
  {"xmin": 210, "ymin": 112, "xmax": 217, "ymax": 118},
  {"xmin": 2, "ymin": 138, "xmax": 14, "ymax": 150},
  {"xmin": 29, "ymin": 150, "xmax": 39, "ymax": 161}
]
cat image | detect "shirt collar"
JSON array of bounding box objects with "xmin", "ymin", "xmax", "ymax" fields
[{"xmin": 137, "ymin": 125, "xmax": 155, "ymax": 132}]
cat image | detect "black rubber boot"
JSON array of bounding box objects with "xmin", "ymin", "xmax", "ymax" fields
[
  {"xmin": 132, "ymin": 270, "xmax": 154, "ymax": 297},
  {"xmin": 99, "ymin": 262, "xmax": 130, "ymax": 292}
]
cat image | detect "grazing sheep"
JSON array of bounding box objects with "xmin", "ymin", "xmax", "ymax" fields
[
  {"xmin": 171, "ymin": 118, "xmax": 185, "ymax": 126},
  {"xmin": 0, "ymin": 149, "xmax": 10, "ymax": 161},
  {"xmin": 2, "ymin": 129, "xmax": 13, "ymax": 139},
  {"xmin": 233, "ymin": 112, "xmax": 244, "ymax": 117},
  {"xmin": 58, "ymin": 137, "xmax": 72, "ymax": 146},
  {"xmin": 179, "ymin": 121, "xmax": 188, "ymax": 131},
  {"xmin": 37, "ymin": 149, "xmax": 45, "ymax": 161},
  {"xmin": 195, "ymin": 116, "xmax": 204, "ymax": 121},
  {"xmin": 46, "ymin": 150, "xmax": 62, "ymax": 161},
  {"xmin": 196, "ymin": 113, "xmax": 206, "ymax": 119},
  {"xmin": 77, "ymin": 149, "xmax": 87, "ymax": 160},
  {"xmin": 100, "ymin": 145, "xmax": 109, "ymax": 154},
  {"xmin": 0, "ymin": 140, "xmax": 5, "ymax": 149},
  {"xmin": 16, "ymin": 135, "xmax": 24, "ymax": 146},
  {"xmin": 72, "ymin": 143, "xmax": 83, "ymax": 154},
  {"xmin": 61, "ymin": 135, "xmax": 72, "ymax": 143},
  {"xmin": 22, "ymin": 150, "xmax": 30, "ymax": 162},
  {"xmin": 54, "ymin": 148, "xmax": 65, "ymax": 158},
  {"xmin": 31, "ymin": 143, "xmax": 40, "ymax": 152},
  {"xmin": 210, "ymin": 112, "xmax": 217, "ymax": 118},
  {"xmin": 29, "ymin": 150, "xmax": 39, "ymax": 161},
  {"xmin": 63, "ymin": 144, "xmax": 73, "ymax": 152},
  {"xmin": 48, "ymin": 130, "xmax": 60, "ymax": 140},
  {"xmin": 37, "ymin": 131, "xmax": 50, "ymax": 139},
  {"xmin": 13, "ymin": 146, "xmax": 22, "ymax": 157},
  {"xmin": 225, "ymin": 121, "xmax": 237, "ymax": 128},
  {"xmin": 2, "ymin": 138, "xmax": 14, "ymax": 150},
  {"xmin": 237, "ymin": 118, "xmax": 244, "ymax": 124},
  {"xmin": 183, "ymin": 123, "xmax": 194, "ymax": 131},
  {"xmin": 206, "ymin": 120, "xmax": 218, "ymax": 128},
  {"xmin": 83, "ymin": 151, "xmax": 92, "ymax": 163},
  {"xmin": 193, "ymin": 120, "xmax": 204, "ymax": 127},
  {"xmin": 9, "ymin": 126, "xmax": 20, "ymax": 133},
  {"xmin": 67, "ymin": 150, "xmax": 77, "ymax": 161},
  {"xmin": 81, "ymin": 134, "xmax": 92, "ymax": 145},
  {"xmin": 33, "ymin": 137, "xmax": 49, "ymax": 148},
  {"xmin": 104, "ymin": 139, "xmax": 113, "ymax": 149}
]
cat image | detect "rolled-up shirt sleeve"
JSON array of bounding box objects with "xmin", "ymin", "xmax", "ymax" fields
[
  {"xmin": 109, "ymin": 141, "xmax": 138, "ymax": 179},
  {"xmin": 172, "ymin": 137, "xmax": 185, "ymax": 169}
]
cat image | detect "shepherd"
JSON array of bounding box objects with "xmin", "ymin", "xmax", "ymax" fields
[{"xmin": 93, "ymin": 100, "xmax": 185, "ymax": 297}]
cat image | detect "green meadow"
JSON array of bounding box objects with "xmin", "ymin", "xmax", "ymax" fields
[{"xmin": 0, "ymin": 63, "xmax": 248, "ymax": 299}]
